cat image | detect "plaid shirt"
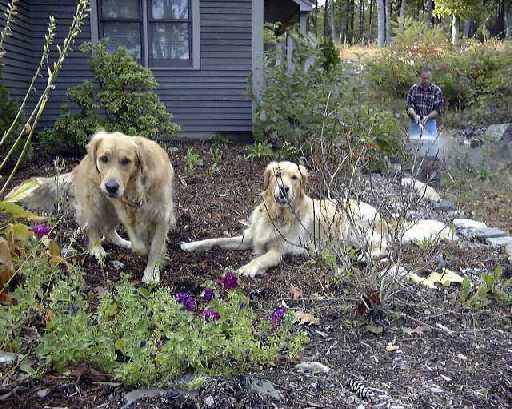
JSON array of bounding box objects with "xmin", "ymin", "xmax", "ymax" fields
[{"xmin": 406, "ymin": 82, "xmax": 444, "ymax": 117}]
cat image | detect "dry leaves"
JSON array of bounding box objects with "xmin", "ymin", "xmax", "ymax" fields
[
  {"xmin": 289, "ymin": 286, "xmax": 303, "ymax": 300},
  {"xmin": 294, "ymin": 310, "xmax": 320, "ymax": 326}
]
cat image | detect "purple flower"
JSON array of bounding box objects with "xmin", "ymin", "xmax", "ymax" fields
[
  {"xmin": 222, "ymin": 272, "xmax": 238, "ymax": 290},
  {"xmin": 202, "ymin": 288, "xmax": 215, "ymax": 303},
  {"xmin": 32, "ymin": 224, "xmax": 51, "ymax": 239},
  {"xmin": 203, "ymin": 309, "xmax": 221, "ymax": 322},
  {"xmin": 271, "ymin": 306, "xmax": 287, "ymax": 328},
  {"xmin": 175, "ymin": 292, "xmax": 196, "ymax": 311}
]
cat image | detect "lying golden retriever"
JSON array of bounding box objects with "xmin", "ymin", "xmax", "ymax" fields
[
  {"xmin": 181, "ymin": 161, "xmax": 389, "ymax": 277},
  {"xmin": 73, "ymin": 131, "xmax": 176, "ymax": 283}
]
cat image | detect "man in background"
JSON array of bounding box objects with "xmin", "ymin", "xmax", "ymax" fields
[{"xmin": 406, "ymin": 67, "xmax": 444, "ymax": 188}]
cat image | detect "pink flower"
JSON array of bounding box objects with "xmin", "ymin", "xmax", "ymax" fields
[
  {"xmin": 222, "ymin": 272, "xmax": 238, "ymax": 290},
  {"xmin": 32, "ymin": 224, "xmax": 51, "ymax": 239}
]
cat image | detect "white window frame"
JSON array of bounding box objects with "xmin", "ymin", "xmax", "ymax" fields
[{"xmin": 91, "ymin": 0, "xmax": 200, "ymax": 70}]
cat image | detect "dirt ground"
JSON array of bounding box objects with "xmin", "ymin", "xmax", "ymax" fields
[{"xmin": 1, "ymin": 142, "xmax": 511, "ymax": 409}]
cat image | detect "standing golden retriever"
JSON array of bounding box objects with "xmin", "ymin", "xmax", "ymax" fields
[
  {"xmin": 181, "ymin": 161, "xmax": 389, "ymax": 277},
  {"xmin": 73, "ymin": 131, "xmax": 176, "ymax": 283}
]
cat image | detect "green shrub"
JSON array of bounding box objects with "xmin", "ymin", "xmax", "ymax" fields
[
  {"xmin": 368, "ymin": 21, "xmax": 512, "ymax": 122},
  {"xmin": 254, "ymin": 35, "xmax": 403, "ymax": 167},
  {"xmin": 41, "ymin": 41, "xmax": 179, "ymax": 154}
]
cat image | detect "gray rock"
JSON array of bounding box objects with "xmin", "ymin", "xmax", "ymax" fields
[
  {"xmin": 110, "ymin": 260, "xmax": 125, "ymax": 270},
  {"xmin": 123, "ymin": 389, "xmax": 166, "ymax": 409},
  {"xmin": 505, "ymin": 243, "xmax": 512, "ymax": 261},
  {"xmin": 295, "ymin": 361, "xmax": 331, "ymax": 374},
  {"xmin": 36, "ymin": 389, "xmax": 50, "ymax": 398},
  {"xmin": 433, "ymin": 199, "xmax": 456, "ymax": 211},
  {"xmin": 486, "ymin": 236, "xmax": 512, "ymax": 247},
  {"xmin": 484, "ymin": 123, "xmax": 511, "ymax": 142},
  {"xmin": 0, "ymin": 351, "xmax": 17, "ymax": 365},
  {"xmin": 244, "ymin": 378, "xmax": 284, "ymax": 401},
  {"xmin": 452, "ymin": 219, "xmax": 486, "ymax": 230},
  {"xmin": 473, "ymin": 227, "xmax": 508, "ymax": 239}
]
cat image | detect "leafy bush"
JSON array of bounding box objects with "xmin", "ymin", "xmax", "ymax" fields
[
  {"xmin": 41, "ymin": 41, "xmax": 179, "ymax": 154},
  {"xmin": 254, "ymin": 34, "xmax": 403, "ymax": 168},
  {"xmin": 368, "ymin": 21, "xmax": 512, "ymax": 122},
  {"xmin": 0, "ymin": 215, "xmax": 308, "ymax": 386}
]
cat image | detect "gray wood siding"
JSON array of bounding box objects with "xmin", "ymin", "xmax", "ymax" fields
[
  {"xmin": 1, "ymin": 0, "xmax": 254, "ymax": 138},
  {"xmin": 0, "ymin": 0, "xmax": 33, "ymax": 103}
]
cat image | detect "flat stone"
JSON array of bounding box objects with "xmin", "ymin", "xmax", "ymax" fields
[
  {"xmin": 486, "ymin": 236, "xmax": 512, "ymax": 247},
  {"xmin": 295, "ymin": 361, "xmax": 331, "ymax": 374},
  {"xmin": 433, "ymin": 199, "xmax": 456, "ymax": 211},
  {"xmin": 0, "ymin": 351, "xmax": 17, "ymax": 365},
  {"xmin": 453, "ymin": 219, "xmax": 487, "ymax": 230},
  {"xmin": 484, "ymin": 123, "xmax": 511, "ymax": 142},
  {"xmin": 505, "ymin": 243, "xmax": 512, "ymax": 261},
  {"xmin": 122, "ymin": 389, "xmax": 166, "ymax": 409},
  {"xmin": 473, "ymin": 227, "xmax": 508, "ymax": 239},
  {"xmin": 244, "ymin": 378, "xmax": 284, "ymax": 401}
]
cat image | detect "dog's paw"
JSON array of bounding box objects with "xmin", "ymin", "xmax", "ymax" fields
[
  {"xmin": 180, "ymin": 242, "xmax": 195, "ymax": 252},
  {"xmin": 142, "ymin": 266, "xmax": 160, "ymax": 284},
  {"xmin": 132, "ymin": 240, "xmax": 148, "ymax": 256},
  {"xmin": 238, "ymin": 263, "xmax": 264, "ymax": 278},
  {"xmin": 90, "ymin": 246, "xmax": 107, "ymax": 262}
]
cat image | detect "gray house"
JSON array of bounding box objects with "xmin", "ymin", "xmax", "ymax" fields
[{"xmin": 0, "ymin": 0, "xmax": 312, "ymax": 139}]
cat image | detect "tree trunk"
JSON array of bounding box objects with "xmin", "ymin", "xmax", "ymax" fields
[
  {"xmin": 463, "ymin": 19, "xmax": 476, "ymax": 38},
  {"xmin": 339, "ymin": 1, "xmax": 346, "ymax": 43},
  {"xmin": 385, "ymin": 0, "xmax": 392, "ymax": 44},
  {"xmin": 324, "ymin": 0, "xmax": 329, "ymax": 38},
  {"xmin": 377, "ymin": 0, "xmax": 386, "ymax": 47},
  {"xmin": 329, "ymin": 0, "xmax": 337, "ymax": 41},
  {"xmin": 399, "ymin": 0, "xmax": 406, "ymax": 32},
  {"xmin": 350, "ymin": 0, "xmax": 355, "ymax": 44},
  {"xmin": 314, "ymin": 0, "xmax": 319, "ymax": 35},
  {"xmin": 451, "ymin": 15, "xmax": 460, "ymax": 46},
  {"xmin": 369, "ymin": 0, "xmax": 374, "ymax": 43},
  {"xmin": 360, "ymin": 0, "xmax": 365, "ymax": 42},
  {"xmin": 505, "ymin": 0, "xmax": 512, "ymax": 39},
  {"xmin": 425, "ymin": 0, "xmax": 433, "ymax": 27}
]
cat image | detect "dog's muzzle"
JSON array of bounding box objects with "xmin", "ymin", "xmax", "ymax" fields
[
  {"xmin": 104, "ymin": 180, "xmax": 120, "ymax": 198},
  {"xmin": 275, "ymin": 185, "xmax": 290, "ymax": 206}
]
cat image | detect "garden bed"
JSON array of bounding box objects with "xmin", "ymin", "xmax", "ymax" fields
[{"xmin": 1, "ymin": 142, "xmax": 511, "ymax": 409}]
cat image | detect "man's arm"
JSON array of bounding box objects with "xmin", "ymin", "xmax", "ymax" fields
[
  {"xmin": 421, "ymin": 86, "xmax": 443, "ymax": 124},
  {"xmin": 406, "ymin": 86, "xmax": 419, "ymax": 123}
]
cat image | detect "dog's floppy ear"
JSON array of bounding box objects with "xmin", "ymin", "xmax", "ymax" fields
[
  {"xmin": 134, "ymin": 136, "xmax": 152, "ymax": 186},
  {"xmin": 87, "ymin": 132, "xmax": 105, "ymax": 172},
  {"xmin": 263, "ymin": 161, "xmax": 278, "ymax": 191}
]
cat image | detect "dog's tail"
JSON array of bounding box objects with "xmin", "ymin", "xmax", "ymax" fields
[{"xmin": 4, "ymin": 172, "xmax": 74, "ymax": 214}]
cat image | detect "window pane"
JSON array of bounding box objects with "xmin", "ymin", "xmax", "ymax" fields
[
  {"xmin": 102, "ymin": 0, "xmax": 140, "ymax": 19},
  {"xmin": 103, "ymin": 23, "xmax": 141, "ymax": 60},
  {"xmin": 151, "ymin": 23, "xmax": 190, "ymax": 60},
  {"xmin": 151, "ymin": 0, "xmax": 189, "ymax": 20}
]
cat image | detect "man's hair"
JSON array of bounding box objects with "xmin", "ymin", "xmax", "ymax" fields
[{"xmin": 419, "ymin": 66, "xmax": 432, "ymax": 75}]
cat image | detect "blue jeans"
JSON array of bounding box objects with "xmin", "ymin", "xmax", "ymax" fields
[{"xmin": 408, "ymin": 119, "xmax": 439, "ymax": 160}]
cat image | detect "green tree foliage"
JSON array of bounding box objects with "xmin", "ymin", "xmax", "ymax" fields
[{"xmin": 42, "ymin": 41, "xmax": 179, "ymax": 154}]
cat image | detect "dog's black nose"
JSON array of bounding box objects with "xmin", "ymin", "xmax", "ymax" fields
[
  {"xmin": 279, "ymin": 185, "xmax": 289, "ymax": 198},
  {"xmin": 105, "ymin": 180, "xmax": 119, "ymax": 195}
]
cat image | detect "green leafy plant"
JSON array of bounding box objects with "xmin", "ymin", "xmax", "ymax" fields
[
  {"xmin": 184, "ymin": 147, "xmax": 203, "ymax": 176},
  {"xmin": 41, "ymin": 41, "xmax": 179, "ymax": 154},
  {"xmin": 207, "ymin": 145, "xmax": 223, "ymax": 176},
  {"xmin": 458, "ymin": 266, "xmax": 512, "ymax": 309},
  {"xmin": 246, "ymin": 142, "xmax": 274, "ymax": 160}
]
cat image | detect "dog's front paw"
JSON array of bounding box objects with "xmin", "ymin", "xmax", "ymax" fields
[
  {"xmin": 238, "ymin": 262, "xmax": 264, "ymax": 278},
  {"xmin": 180, "ymin": 242, "xmax": 195, "ymax": 252},
  {"xmin": 132, "ymin": 240, "xmax": 148, "ymax": 256},
  {"xmin": 142, "ymin": 266, "xmax": 160, "ymax": 284},
  {"xmin": 90, "ymin": 246, "xmax": 107, "ymax": 263}
]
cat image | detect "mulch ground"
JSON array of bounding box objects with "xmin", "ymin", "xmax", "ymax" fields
[{"xmin": 1, "ymin": 142, "xmax": 511, "ymax": 409}]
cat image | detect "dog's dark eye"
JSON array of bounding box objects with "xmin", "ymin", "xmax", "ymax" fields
[
  {"xmin": 120, "ymin": 158, "xmax": 131, "ymax": 166},
  {"xmin": 100, "ymin": 155, "xmax": 109, "ymax": 163},
  {"xmin": 291, "ymin": 175, "xmax": 298, "ymax": 180}
]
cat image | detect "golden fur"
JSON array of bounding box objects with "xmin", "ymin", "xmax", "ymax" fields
[
  {"xmin": 181, "ymin": 161, "xmax": 388, "ymax": 277},
  {"xmin": 73, "ymin": 131, "xmax": 175, "ymax": 283}
]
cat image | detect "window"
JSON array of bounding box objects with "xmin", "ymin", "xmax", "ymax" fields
[{"xmin": 95, "ymin": 0, "xmax": 200, "ymax": 69}]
